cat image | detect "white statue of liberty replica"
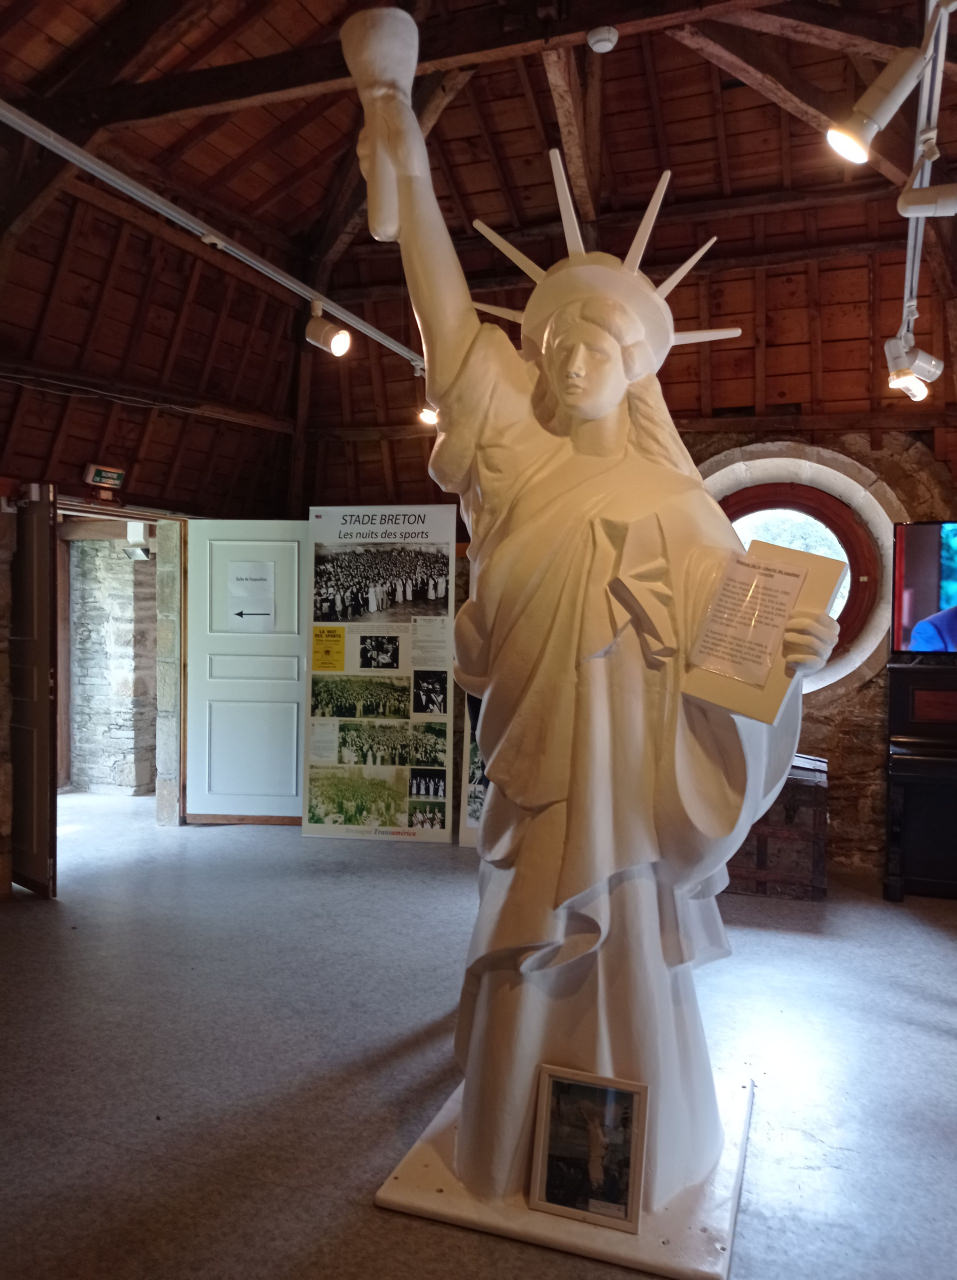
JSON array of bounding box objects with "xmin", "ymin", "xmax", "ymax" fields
[{"xmin": 341, "ymin": 6, "xmax": 837, "ymax": 1259}]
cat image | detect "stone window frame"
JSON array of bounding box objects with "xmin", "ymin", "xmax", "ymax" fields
[{"xmin": 699, "ymin": 443, "xmax": 909, "ymax": 698}]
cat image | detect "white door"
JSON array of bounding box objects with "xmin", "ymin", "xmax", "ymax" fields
[{"xmin": 186, "ymin": 521, "xmax": 308, "ymax": 819}]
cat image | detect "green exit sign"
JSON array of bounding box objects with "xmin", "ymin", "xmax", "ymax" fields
[{"xmin": 83, "ymin": 463, "xmax": 125, "ymax": 489}]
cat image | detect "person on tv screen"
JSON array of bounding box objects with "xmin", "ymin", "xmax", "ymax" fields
[{"xmin": 910, "ymin": 605, "xmax": 957, "ymax": 651}]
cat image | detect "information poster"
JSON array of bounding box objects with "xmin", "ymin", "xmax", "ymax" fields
[
  {"xmin": 303, "ymin": 505, "xmax": 456, "ymax": 842},
  {"xmin": 689, "ymin": 554, "xmax": 807, "ymax": 687}
]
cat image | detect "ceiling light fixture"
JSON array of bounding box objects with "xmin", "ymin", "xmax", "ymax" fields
[
  {"xmin": 826, "ymin": 3, "xmax": 956, "ymax": 403},
  {"xmin": 827, "ymin": 1, "xmax": 957, "ymax": 165},
  {"xmin": 586, "ymin": 26, "xmax": 619, "ymax": 55},
  {"xmin": 305, "ymin": 301, "xmax": 350, "ymax": 356},
  {"xmin": 885, "ymin": 336, "xmax": 943, "ymax": 402},
  {"xmin": 826, "ymin": 45, "xmax": 931, "ymax": 164}
]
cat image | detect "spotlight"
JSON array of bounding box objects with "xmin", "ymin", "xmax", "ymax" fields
[
  {"xmin": 898, "ymin": 180, "xmax": 957, "ymax": 218},
  {"xmin": 827, "ymin": 45, "xmax": 931, "ymax": 164},
  {"xmin": 305, "ymin": 301, "xmax": 350, "ymax": 356},
  {"xmin": 419, "ymin": 406, "xmax": 439, "ymax": 426},
  {"xmin": 885, "ymin": 336, "xmax": 943, "ymax": 402}
]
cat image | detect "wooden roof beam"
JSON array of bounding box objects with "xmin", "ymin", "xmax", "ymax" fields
[
  {"xmin": 0, "ymin": 360, "xmax": 295, "ymax": 435},
  {"xmin": 44, "ymin": 2, "xmax": 789, "ymax": 127},
  {"xmin": 541, "ymin": 47, "xmax": 598, "ymax": 226},
  {"xmin": 715, "ymin": 2, "xmax": 957, "ymax": 82}
]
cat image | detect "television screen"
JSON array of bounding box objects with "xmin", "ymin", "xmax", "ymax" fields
[{"xmin": 894, "ymin": 522, "xmax": 957, "ymax": 653}]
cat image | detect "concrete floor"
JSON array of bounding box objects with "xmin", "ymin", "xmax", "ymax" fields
[{"xmin": 2, "ymin": 793, "xmax": 955, "ymax": 1280}]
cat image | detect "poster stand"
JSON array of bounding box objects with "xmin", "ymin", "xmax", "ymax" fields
[{"xmin": 303, "ymin": 504, "xmax": 457, "ymax": 841}]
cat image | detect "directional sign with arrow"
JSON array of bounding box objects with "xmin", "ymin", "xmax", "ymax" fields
[{"xmin": 228, "ymin": 560, "xmax": 276, "ymax": 632}]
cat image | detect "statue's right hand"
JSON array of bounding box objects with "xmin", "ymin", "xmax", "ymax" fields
[
  {"xmin": 356, "ymin": 125, "xmax": 374, "ymax": 185},
  {"xmin": 361, "ymin": 93, "xmax": 430, "ymax": 181}
]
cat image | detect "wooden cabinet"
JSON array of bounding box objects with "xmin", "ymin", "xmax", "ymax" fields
[
  {"xmin": 885, "ymin": 664, "xmax": 957, "ymax": 901},
  {"xmin": 728, "ymin": 754, "xmax": 828, "ymax": 900}
]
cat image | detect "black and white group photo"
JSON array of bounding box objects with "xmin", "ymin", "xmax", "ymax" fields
[
  {"xmin": 339, "ymin": 721, "xmax": 410, "ymax": 767},
  {"xmin": 358, "ymin": 634, "xmax": 400, "ymax": 669},
  {"xmin": 541, "ymin": 1079, "xmax": 636, "ymax": 1222},
  {"xmin": 409, "ymin": 767, "xmax": 446, "ymax": 799},
  {"xmin": 466, "ymin": 734, "xmax": 489, "ymax": 825},
  {"xmin": 408, "ymin": 799, "xmax": 446, "ymax": 830},
  {"xmin": 314, "ymin": 543, "xmax": 450, "ymax": 624},
  {"xmin": 410, "ymin": 721, "xmax": 447, "ymax": 768},
  {"xmin": 307, "ymin": 765, "xmax": 409, "ymax": 828},
  {"xmin": 412, "ymin": 669, "xmax": 448, "ymax": 715},
  {"xmin": 311, "ymin": 674, "xmax": 410, "ymax": 720}
]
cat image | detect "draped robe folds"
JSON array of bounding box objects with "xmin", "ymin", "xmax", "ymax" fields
[{"xmin": 430, "ymin": 325, "xmax": 801, "ymax": 1211}]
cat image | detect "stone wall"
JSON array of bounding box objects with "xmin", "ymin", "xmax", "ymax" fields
[
  {"xmin": 154, "ymin": 521, "xmax": 182, "ymax": 825},
  {"xmin": 685, "ymin": 429, "xmax": 957, "ymax": 877},
  {"xmin": 70, "ymin": 540, "xmax": 156, "ymax": 795}
]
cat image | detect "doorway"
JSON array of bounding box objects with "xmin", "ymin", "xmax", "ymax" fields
[{"xmin": 58, "ymin": 516, "xmax": 158, "ymax": 796}]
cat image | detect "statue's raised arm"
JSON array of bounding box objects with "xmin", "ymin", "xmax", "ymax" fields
[{"xmin": 341, "ymin": 8, "xmax": 478, "ymax": 403}]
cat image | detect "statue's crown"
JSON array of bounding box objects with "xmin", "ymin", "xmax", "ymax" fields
[{"xmin": 472, "ymin": 153, "xmax": 737, "ymax": 374}]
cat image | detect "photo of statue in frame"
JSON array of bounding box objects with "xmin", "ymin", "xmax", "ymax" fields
[{"xmin": 529, "ymin": 1066, "xmax": 648, "ymax": 1234}]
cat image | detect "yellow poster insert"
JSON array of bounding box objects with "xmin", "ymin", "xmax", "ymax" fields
[{"xmin": 312, "ymin": 626, "xmax": 345, "ymax": 672}]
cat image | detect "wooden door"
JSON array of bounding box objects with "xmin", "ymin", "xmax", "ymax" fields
[
  {"xmin": 185, "ymin": 520, "xmax": 308, "ymax": 820},
  {"xmin": 11, "ymin": 484, "xmax": 57, "ymax": 896}
]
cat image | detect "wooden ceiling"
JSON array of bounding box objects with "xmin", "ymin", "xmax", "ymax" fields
[{"xmin": 0, "ymin": 0, "xmax": 956, "ymax": 518}]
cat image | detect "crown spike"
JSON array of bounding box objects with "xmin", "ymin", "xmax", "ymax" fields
[
  {"xmin": 656, "ymin": 236, "xmax": 717, "ymax": 299},
  {"xmin": 624, "ymin": 170, "xmax": 670, "ymax": 273},
  {"xmin": 549, "ymin": 149, "xmax": 585, "ymax": 255},
  {"xmin": 472, "ymin": 219, "xmax": 546, "ymax": 282},
  {"xmin": 672, "ymin": 326, "xmax": 742, "ymax": 346},
  {"xmin": 473, "ymin": 301, "xmax": 525, "ymax": 324}
]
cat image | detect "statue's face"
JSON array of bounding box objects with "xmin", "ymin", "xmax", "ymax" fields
[{"xmin": 544, "ymin": 319, "xmax": 630, "ymax": 422}]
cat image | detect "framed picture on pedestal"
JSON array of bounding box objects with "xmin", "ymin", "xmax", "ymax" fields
[{"xmin": 529, "ymin": 1065, "xmax": 648, "ymax": 1233}]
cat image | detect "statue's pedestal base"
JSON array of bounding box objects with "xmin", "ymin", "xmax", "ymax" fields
[{"xmin": 374, "ymin": 1074, "xmax": 752, "ymax": 1280}]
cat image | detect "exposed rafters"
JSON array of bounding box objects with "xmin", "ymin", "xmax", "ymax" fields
[
  {"xmin": 43, "ymin": 2, "xmax": 790, "ymax": 127},
  {"xmin": 668, "ymin": 20, "xmax": 914, "ymax": 187},
  {"xmin": 0, "ymin": 0, "xmax": 213, "ymax": 236},
  {"xmin": 2, "ymin": 0, "xmax": 957, "ymax": 513}
]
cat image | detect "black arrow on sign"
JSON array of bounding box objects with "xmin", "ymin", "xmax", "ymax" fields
[{"xmin": 235, "ymin": 610, "xmax": 270, "ymax": 618}]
